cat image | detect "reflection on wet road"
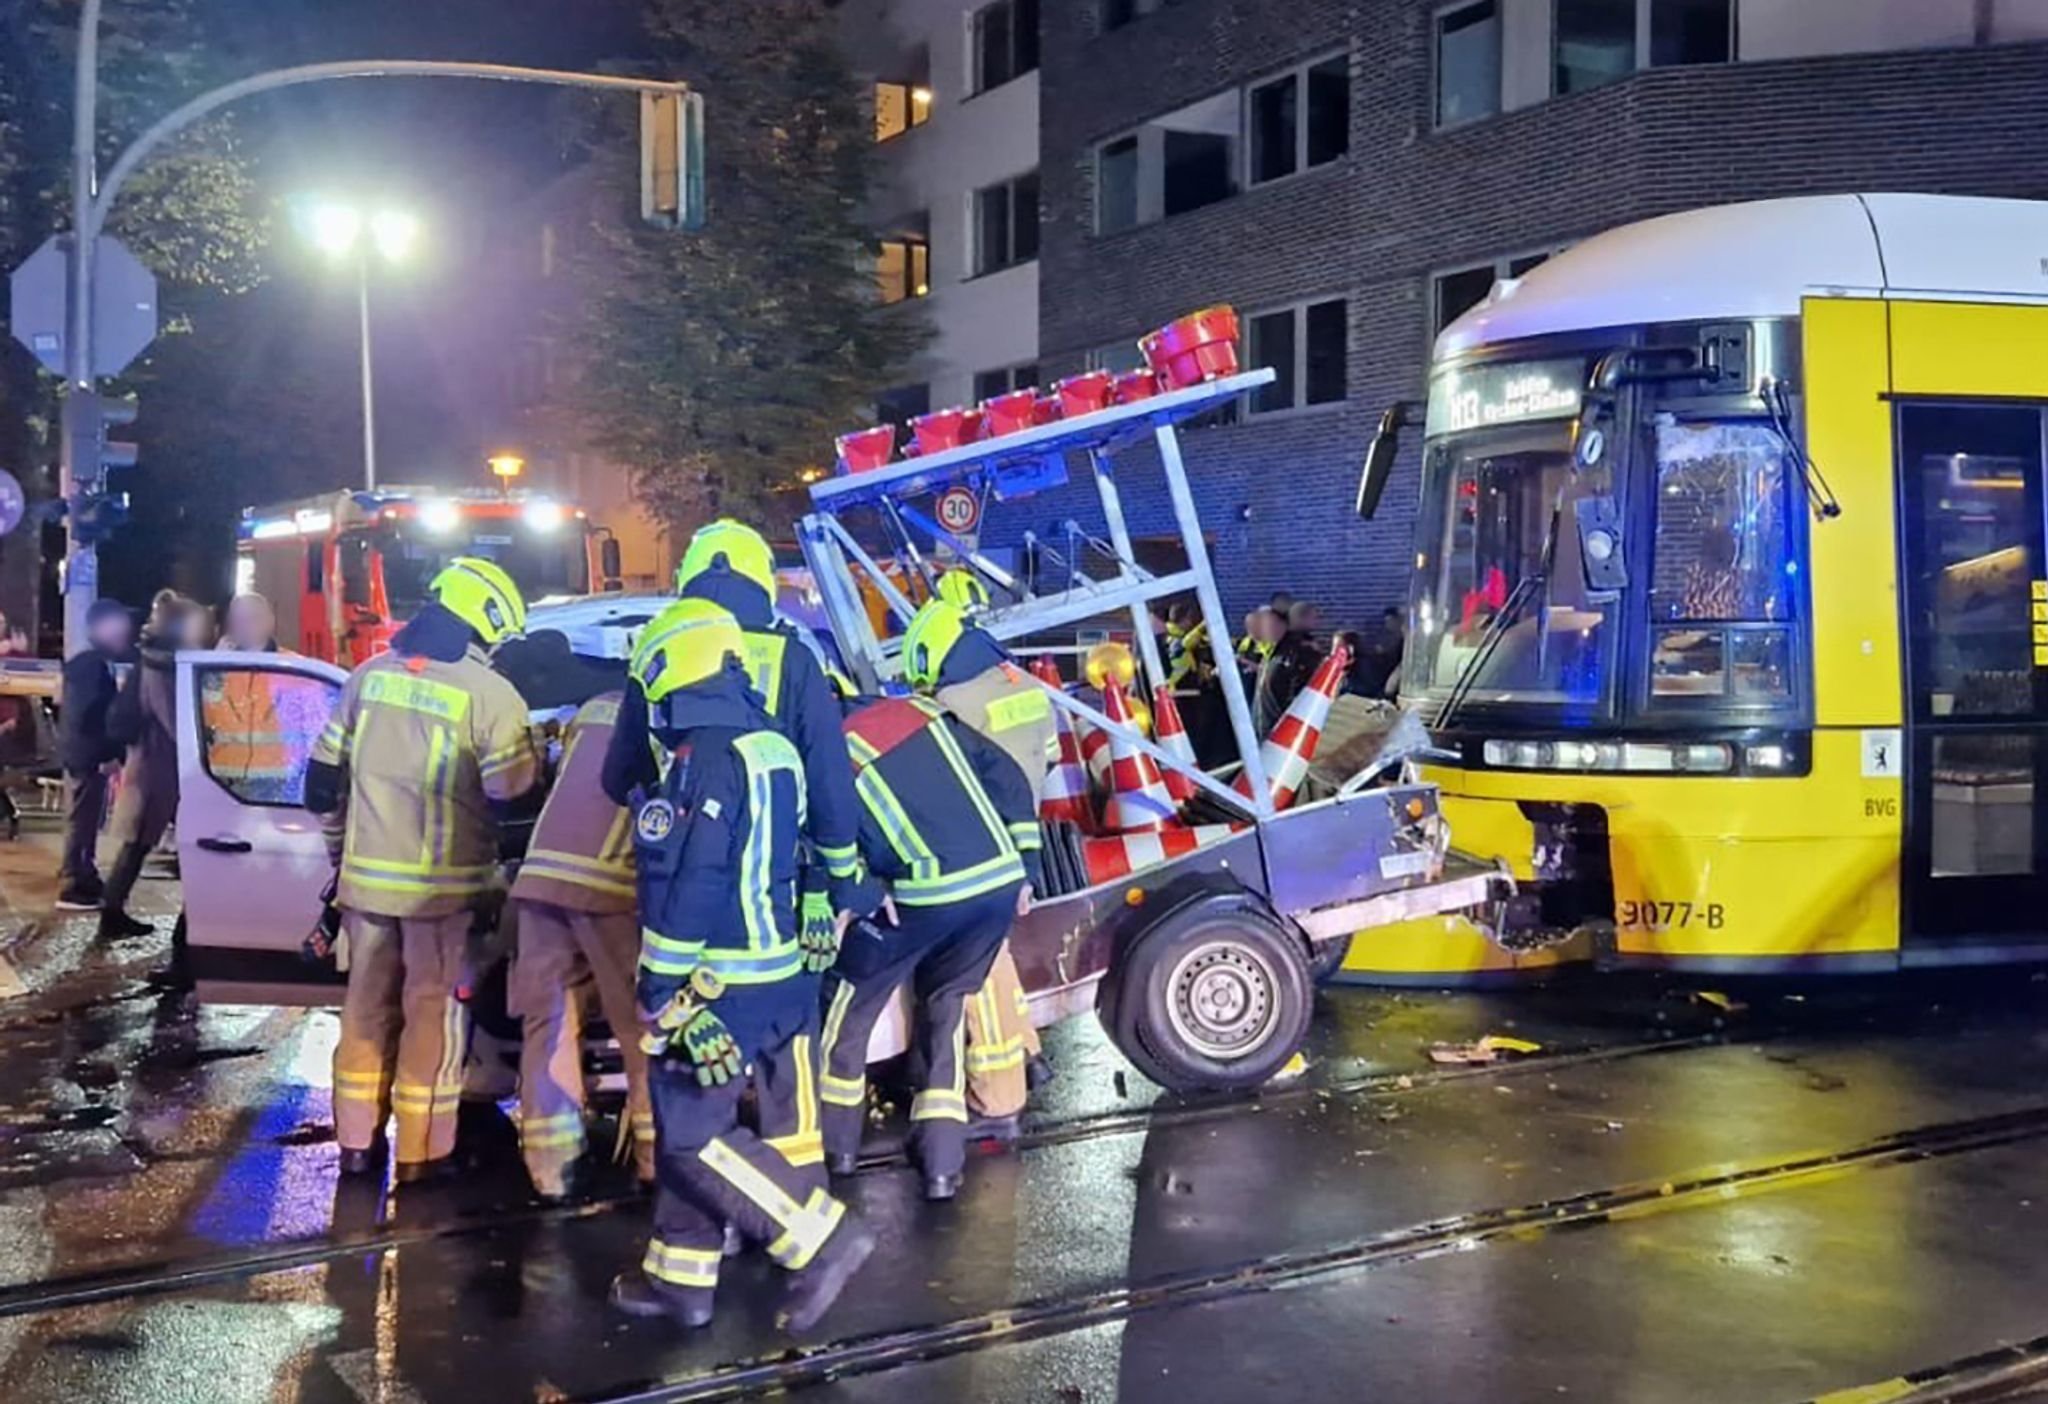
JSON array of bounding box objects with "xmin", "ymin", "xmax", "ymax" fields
[{"xmin": 3, "ymin": 910, "xmax": 2048, "ymax": 1403}]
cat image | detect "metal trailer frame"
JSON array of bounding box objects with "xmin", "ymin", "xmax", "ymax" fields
[{"xmin": 799, "ymin": 373, "xmax": 1503, "ymax": 1089}]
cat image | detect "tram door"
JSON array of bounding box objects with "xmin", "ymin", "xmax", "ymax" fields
[{"xmin": 1896, "ymin": 402, "xmax": 2048, "ymax": 952}]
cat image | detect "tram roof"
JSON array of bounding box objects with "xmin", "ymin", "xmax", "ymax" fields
[{"xmin": 1435, "ymin": 193, "xmax": 2048, "ymax": 360}]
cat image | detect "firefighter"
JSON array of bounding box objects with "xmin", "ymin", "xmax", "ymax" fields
[
  {"xmin": 899, "ymin": 599, "xmax": 1056, "ymax": 1134},
  {"xmin": 605, "ymin": 598, "xmax": 874, "ymax": 1333},
  {"xmin": 506, "ymin": 688, "xmax": 654, "ymax": 1201},
  {"xmin": 819, "ymin": 689, "xmax": 1044, "ymax": 1201},
  {"xmin": 607, "ymin": 518, "xmax": 868, "ymax": 954},
  {"xmin": 305, "ymin": 557, "xmax": 541, "ymax": 1182}
]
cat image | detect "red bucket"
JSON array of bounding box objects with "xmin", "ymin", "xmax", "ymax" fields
[
  {"xmin": 1054, "ymin": 370, "xmax": 1115, "ymax": 418},
  {"xmin": 1113, "ymin": 369, "xmax": 1162, "ymax": 404},
  {"xmin": 1034, "ymin": 393, "xmax": 1062, "ymax": 424},
  {"xmin": 981, "ymin": 388, "xmax": 1040, "ymax": 437},
  {"xmin": 834, "ymin": 425, "xmax": 896, "ymax": 475},
  {"xmin": 1141, "ymin": 305, "xmax": 1241, "ymax": 389},
  {"xmin": 911, "ymin": 407, "xmax": 984, "ymax": 456}
]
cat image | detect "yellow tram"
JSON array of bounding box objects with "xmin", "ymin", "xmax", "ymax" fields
[{"xmin": 1347, "ymin": 194, "xmax": 2048, "ymax": 980}]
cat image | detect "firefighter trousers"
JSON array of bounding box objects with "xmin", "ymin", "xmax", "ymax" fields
[
  {"xmin": 753, "ymin": 1004, "xmax": 826, "ymax": 1194},
  {"xmin": 332, "ymin": 910, "xmax": 472, "ymax": 1165},
  {"xmin": 964, "ymin": 942, "xmax": 1041, "ymax": 1119},
  {"xmin": 817, "ymin": 884, "xmax": 1017, "ymax": 1180},
  {"xmin": 640, "ymin": 1014, "xmax": 850, "ymax": 1315},
  {"xmin": 509, "ymin": 902, "xmax": 655, "ymax": 1194}
]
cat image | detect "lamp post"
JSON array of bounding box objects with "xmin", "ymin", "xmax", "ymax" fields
[{"xmin": 305, "ymin": 203, "xmax": 418, "ymax": 490}]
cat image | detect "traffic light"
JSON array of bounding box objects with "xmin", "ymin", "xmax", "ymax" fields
[
  {"xmin": 640, "ymin": 88, "xmax": 706, "ymax": 231},
  {"xmin": 63, "ymin": 389, "xmax": 139, "ymax": 489}
]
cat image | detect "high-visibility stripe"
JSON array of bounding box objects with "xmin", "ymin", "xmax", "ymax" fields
[
  {"xmin": 910, "ymin": 1089, "xmax": 968, "ymax": 1122},
  {"xmin": 520, "ymin": 850, "xmax": 636, "ymax": 898},
  {"xmin": 764, "ymin": 1130, "xmax": 824, "ymax": 1167},
  {"xmin": 890, "ymin": 852, "xmax": 1027, "ymax": 907},
  {"xmin": 639, "ymin": 927, "xmax": 704, "ymax": 977},
  {"xmin": 922, "ymin": 711, "xmax": 1014, "ymax": 854},
  {"xmin": 764, "ymin": 1188, "xmax": 846, "ymax": 1271},
  {"xmin": 1007, "ymin": 821, "xmax": 1043, "ymax": 852},
  {"xmin": 983, "ymin": 687, "xmax": 1051, "ymax": 732},
  {"xmin": 816, "ymin": 841, "xmax": 860, "ymax": 879},
  {"xmin": 362, "ymin": 669, "xmax": 472, "ymax": 722},
  {"xmin": 643, "ymin": 1239, "xmax": 721, "ymax": 1288},
  {"xmin": 701, "ymin": 1137, "xmax": 804, "ymax": 1223},
  {"xmin": 853, "ymin": 766, "xmax": 939, "ymax": 881},
  {"xmin": 966, "ymin": 1045, "xmax": 1026, "ymax": 1073},
  {"xmin": 739, "ymin": 632, "xmax": 788, "ymax": 719}
]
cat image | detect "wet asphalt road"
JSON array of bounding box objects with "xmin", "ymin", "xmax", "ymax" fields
[{"xmin": 4, "ymin": 843, "xmax": 2048, "ymax": 1401}]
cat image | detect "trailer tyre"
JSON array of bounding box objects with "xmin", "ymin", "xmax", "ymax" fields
[
  {"xmin": 1306, "ymin": 932, "xmax": 1355, "ymax": 985},
  {"xmin": 1111, "ymin": 895, "xmax": 1314, "ymax": 1093}
]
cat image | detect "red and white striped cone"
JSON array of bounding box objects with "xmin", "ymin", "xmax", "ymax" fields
[
  {"xmin": 1082, "ymin": 823, "xmax": 1239, "ymax": 885},
  {"xmin": 1040, "ymin": 703, "xmax": 1097, "ymax": 835},
  {"xmin": 1234, "ymin": 644, "xmax": 1350, "ymax": 814},
  {"xmin": 1151, "ymin": 684, "xmax": 1198, "ymax": 804},
  {"xmin": 1076, "ymin": 715, "xmax": 1112, "ymax": 796},
  {"xmin": 1098, "ymin": 678, "xmax": 1178, "ymax": 833}
]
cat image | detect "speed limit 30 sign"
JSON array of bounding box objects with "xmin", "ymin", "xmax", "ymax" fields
[{"xmin": 936, "ymin": 485, "xmax": 981, "ymax": 535}]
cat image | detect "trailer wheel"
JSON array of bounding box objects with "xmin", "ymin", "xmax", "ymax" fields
[
  {"xmin": 1109, "ymin": 893, "xmax": 1313, "ymax": 1093},
  {"xmin": 1306, "ymin": 932, "xmax": 1355, "ymax": 985}
]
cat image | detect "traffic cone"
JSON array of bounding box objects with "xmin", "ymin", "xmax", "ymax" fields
[
  {"xmin": 1082, "ymin": 823, "xmax": 1238, "ymax": 885},
  {"xmin": 1099, "ymin": 679, "xmax": 1177, "ymax": 833},
  {"xmin": 1234, "ymin": 644, "xmax": 1350, "ymax": 813},
  {"xmin": 1037, "ymin": 683, "xmax": 1097, "ymax": 835},
  {"xmin": 1151, "ymin": 684, "xmax": 1198, "ymax": 804}
]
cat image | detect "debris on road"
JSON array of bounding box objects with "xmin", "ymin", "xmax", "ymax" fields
[{"xmin": 1427, "ymin": 1034, "xmax": 1544, "ymax": 1065}]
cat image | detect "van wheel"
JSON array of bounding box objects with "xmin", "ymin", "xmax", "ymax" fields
[{"xmin": 1108, "ymin": 892, "xmax": 1313, "ymax": 1093}]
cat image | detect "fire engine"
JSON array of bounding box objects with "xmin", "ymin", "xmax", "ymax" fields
[{"xmin": 236, "ymin": 487, "xmax": 622, "ymax": 665}]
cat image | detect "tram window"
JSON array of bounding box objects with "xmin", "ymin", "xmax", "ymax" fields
[
  {"xmin": 1647, "ymin": 422, "xmax": 1796, "ymax": 702},
  {"xmin": 1931, "ymin": 733, "xmax": 2035, "ymax": 876},
  {"xmin": 1899, "ymin": 404, "xmax": 2041, "ymax": 718}
]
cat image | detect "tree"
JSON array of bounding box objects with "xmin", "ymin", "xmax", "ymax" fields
[
  {"xmin": 557, "ymin": 0, "xmax": 928, "ymax": 535},
  {"xmin": 0, "ymin": 0, "xmax": 263, "ymax": 641}
]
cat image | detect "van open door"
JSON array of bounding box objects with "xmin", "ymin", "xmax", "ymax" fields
[{"xmin": 174, "ymin": 650, "xmax": 350, "ymax": 1005}]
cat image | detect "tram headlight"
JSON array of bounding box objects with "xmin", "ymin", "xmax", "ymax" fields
[{"xmin": 1484, "ymin": 738, "xmax": 1739, "ymax": 773}]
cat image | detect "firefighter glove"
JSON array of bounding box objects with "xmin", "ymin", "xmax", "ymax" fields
[
  {"xmin": 675, "ymin": 1007, "xmax": 743, "ymax": 1087},
  {"xmin": 799, "ymin": 889, "xmax": 839, "ymax": 974}
]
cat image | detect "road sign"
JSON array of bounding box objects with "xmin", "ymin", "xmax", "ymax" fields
[
  {"xmin": 0, "ymin": 470, "xmax": 23, "ymax": 536},
  {"xmin": 936, "ymin": 485, "xmax": 981, "ymax": 536},
  {"xmin": 8, "ymin": 235, "xmax": 159, "ymax": 378}
]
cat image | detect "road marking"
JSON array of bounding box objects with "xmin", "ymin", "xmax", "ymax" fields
[{"xmin": 328, "ymin": 1347, "xmax": 428, "ymax": 1404}]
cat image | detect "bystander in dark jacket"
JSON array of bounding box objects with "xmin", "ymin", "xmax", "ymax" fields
[
  {"xmin": 55, "ymin": 599, "xmax": 134, "ymax": 908},
  {"xmin": 99, "ymin": 596, "xmax": 211, "ymax": 937},
  {"xmin": 1254, "ymin": 602, "xmax": 1324, "ymax": 736}
]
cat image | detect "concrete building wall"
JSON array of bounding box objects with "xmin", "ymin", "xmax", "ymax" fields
[
  {"xmin": 841, "ymin": 0, "xmax": 1041, "ymax": 412},
  {"xmin": 1026, "ymin": 0, "xmax": 2048, "ymax": 633}
]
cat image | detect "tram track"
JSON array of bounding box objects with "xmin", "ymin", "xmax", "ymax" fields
[
  {"xmin": 585, "ymin": 1100, "xmax": 2048, "ymax": 1404},
  {"xmin": 0, "ymin": 1026, "xmax": 1722, "ymax": 1321}
]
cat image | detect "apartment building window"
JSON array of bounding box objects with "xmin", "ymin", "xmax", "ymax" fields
[
  {"xmin": 1089, "ymin": 341, "xmax": 1148, "ymax": 374},
  {"xmin": 1095, "ymin": 88, "xmax": 1240, "ymax": 234},
  {"xmin": 1556, "ymin": 0, "xmax": 1733, "ymax": 95},
  {"xmin": 1649, "ymin": 0, "xmax": 1733, "ymax": 66},
  {"xmin": 973, "ymin": 363, "xmax": 1041, "ymax": 400},
  {"xmin": 877, "ymin": 233, "xmax": 931, "ymax": 304},
  {"xmin": 1247, "ymin": 299, "xmax": 1347, "ymax": 416},
  {"xmin": 1102, "ymin": 0, "xmax": 1181, "ymax": 31},
  {"xmin": 973, "ymin": 0, "xmax": 1039, "ymax": 94},
  {"xmin": 1432, "ymin": 249, "xmax": 1560, "ymax": 336},
  {"xmin": 1435, "ymin": 1, "xmax": 1502, "ymax": 127},
  {"xmin": 877, "ymin": 383, "xmax": 931, "ymax": 431},
  {"xmin": 1248, "ymin": 53, "xmax": 1350, "ymax": 185},
  {"xmin": 1555, "ymin": 0, "xmax": 1635, "ymax": 93},
  {"xmin": 874, "ymin": 81, "xmax": 933, "ymax": 142},
  {"xmin": 974, "ymin": 172, "xmax": 1039, "ymax": 275}
]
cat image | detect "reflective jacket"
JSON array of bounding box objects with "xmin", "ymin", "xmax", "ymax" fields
[
  {"xmin": 200, "ymin": 661, "xmax": 298, "ymax": 805},
  {"xmin": 842, "ymin": 695, "xmax": 1044, "ymax": 909},
  {"xmin": 608, "ymin": 574, "xmax": 869, "ymax": 909},
  {"xmin": 312, "ymin": 643, "xmax": 541, "ymax": 917},
  {"xmin": 931, "ymin": 629, "xmax": 1055, "ymax": 794},
  {"xmin": 511, "ymin": 692, "xmax": 635, "ymax": 914},
  {"xmin": 634, "ymin": 674, "xmax": 808, "ymax": 1008}
]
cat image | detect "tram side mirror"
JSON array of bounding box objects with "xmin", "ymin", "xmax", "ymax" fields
[
  {"xmin": 1571, "ymin": 390, "xmax": 1618, "ymax": 470},
  {"xmin": 1355, "ymin": 404, "xmax": 1410, "ymax": 520},
  {"xmin": 599, "ymin": 537, "xmax": 624, "ymax": 592},
  {"xmin": 1574, "ymin": 496, "xmax": 1628, "ymax": 597}
]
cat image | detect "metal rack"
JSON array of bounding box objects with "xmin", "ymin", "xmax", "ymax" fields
[{"xmin": 799, "ymin": 368, "xmax": 1279, "ymax": 817}]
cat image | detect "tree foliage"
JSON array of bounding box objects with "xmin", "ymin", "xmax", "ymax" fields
[
  {"xmin": 0, "ymin": 0, "xmax": 265, "ymax": 634},
  {"xmin": 558, "ymin": 0, "xmax": 928, "ymax": 533}
]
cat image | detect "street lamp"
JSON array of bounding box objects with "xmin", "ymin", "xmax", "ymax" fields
[{"xmin": 302, "ymin": 199, "xmax": 417, "ymax": 490}]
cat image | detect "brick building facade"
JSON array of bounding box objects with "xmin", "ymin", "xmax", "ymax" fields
[{"xmin": 1010, "ymin": 0, "xmax": 2048, "ymax": 633}]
